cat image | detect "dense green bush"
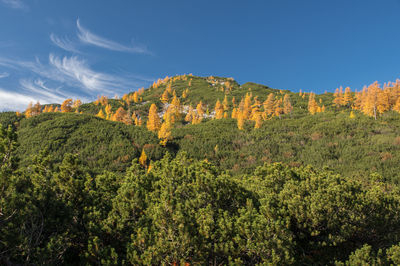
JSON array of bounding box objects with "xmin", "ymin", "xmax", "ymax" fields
[{"xmin": 2, "ymin": 124, "xmax": 400, "ymax": 264}]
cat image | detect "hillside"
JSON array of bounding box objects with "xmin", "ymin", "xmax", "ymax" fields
[{"xmin": 2, "ymin": 74, "xmax": 400, "ymax": 264}]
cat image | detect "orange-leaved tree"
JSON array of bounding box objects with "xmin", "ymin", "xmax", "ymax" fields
[{"xmin": 147, "ymin": 104, "xmax": 161, "ymax": 132}]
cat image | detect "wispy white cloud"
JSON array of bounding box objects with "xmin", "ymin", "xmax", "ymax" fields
[
  {"xmin": 19, "ymin": 79, "xmax": 68, "ymax": 104},
  {"xmin": 76, "ymin": 19, "xmax": 150, "ymax": 54},
  {"xmin": 0, "ymin": 72, "xmax": 9, "ymax": 78},
  {"xmin": 0, "ymin": 89, "xmax": 35, "ymax": 111},
  {"xmin": 1, "ymin": 0, "xmax": 27, "ymax": 10},
  {"xmin": 49, "ymin": 54, "xmax": 116, "ymax": 94},
  {"xmin": 0, "ymin": 54, "xmax": 150, "ymax": 105},
  {"xmin": 50, "ymin": 33, "xmax": 81, "ymax": 54}
]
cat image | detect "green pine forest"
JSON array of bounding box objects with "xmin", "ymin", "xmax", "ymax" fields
[{"xmin": 2, "ymin": 75, "xmax": 400, "ymax": 265}]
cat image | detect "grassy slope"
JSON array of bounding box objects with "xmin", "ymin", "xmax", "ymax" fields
[
  {"xmin": 172, "ymin": 110, "xmax": 400, "ymax": 183},
  {"xmin": 15, "ymin": 112, "xmax": 166, "ymax": 174},
  {"xmin": 1, "ymin": 75, "xmax": 400, "ymax": 181}
]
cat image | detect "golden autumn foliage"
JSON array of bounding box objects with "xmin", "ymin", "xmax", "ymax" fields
[
  {"xmin": 95, "ymin": 95, "xmax": 108, "ymax": 106},
  {"xmin": 283, "ymin": 94, "xmax": 293, "ymax": 115},
  {"xmin": 158, "ymin": 112, "xmax": 173, "ymax": 146},
  {"xmin": 263, "ymin": 93, "xmax": 275, "ymax": 118},
  {"xmin": 274, "ymin": 98, "xmax": 283, "ymax": 118},
  {"xmin": 139, "ymin": 149, "xmax": 147, "ymax": 167},
  {"xmin": 25, "ymin": 102, "xmax": 33, "ymax": 118},
  {"xmin": 25, "ymin": 101, "xmax": 42, "ymax": 118},
  {"xmin": 104, "ymin": 104, "xmax": 113, "ymax": 120},
  {"xmin": 394, "ymin": 97, "xmax": 400, "ymax": 113},
  {"xmin": 214, "ymin": 100, "xmax": 224, "ymax": 119},
  {"xmin": 333, "ymin": 87, "xmax": 344, "ymax": 107},
  {"xmin": 253, "ymin": 112, "xmax": 262, "ymax": 129},
  {"xmin": 196, "ymin": 101, "xmax": 204, "ymax": 121},
  {"xmin": 61, "ymin": 99, "xmax": 73, "ymax": 113},
  {"xmin": 161, "ymin": 90, "xmax": 169, "ymax": 103},
  {"xmin": 96, "ymin": 109, "xmax": 105, "ymax": 119},
  {"xmin": 43, "ymin": 105, "xmax": 54, "ymax": 113},
  {"xmin": 133, "ymin": 92, "xmax": 139, "ymax": 103},
  {"xmin": 147, "ymin": 104, "xmax": 161, "ymax": 132},
  {"xmin": 182, "ymin": 89, "xmax": 188, "ymax": 99},
  {"xmin": 343, "ymin": 87, "xmax": 353, "ymax": 106},
  {"xmin": 170, "ymin": 95, "xmax": 182, "ymax": 119},
  {"xmin": 308, "ymin": 93, "xmax": 319, "ymax": 115},
  {"xmin": 231, "ymin": 108, "xmax": 238, "ymax": 119},
  {"xmin": 111, "ymin": 107, "xmax": 132, "ymax": 125},
  {"xmin": 243, "ymin": 93, "xmax": 252, "ymax": 120}
]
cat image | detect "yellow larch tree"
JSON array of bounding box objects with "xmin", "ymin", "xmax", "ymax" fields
[
  {"xmin": 163, "ymin": 105, "xmax": 176, "ymax": 125},
  {"xmin": 25, "ymin": 102, "xmax": 33, "ymax": 118},
  {"xmin": 250, "ymin": 98, "xmax": 261, "ymax": 121},
  {"xmin": 139, "ymin": 149, "xmax": 147, "ymax": 167},
  {"xmin": 308, "ymin": 93, "xmax": 319, "ymax": 115},
  {"xmin": 243, "ymin": 93, "xmax": 252, "ymax": 119},
  {"xmin": 361, "ymin": 82, "xmax": 380, "ymax": 119},
  {"xmin": 274, "ymin": 98, "xmax": 283, "ymax": 118},
  {"xmin": 96, "ymin": 109, "xmax": 105, "ymax": 119},
  {"xmin": 214, "ymin": 100, "xmax": 224, "ymax": 119},
  {"xmin": 61, "ymin": 99, "xmax": 73, "ymax": 113},
  {"xmin": 161, "ymin": 89, "xmax": 169, "ymax": 103},
  {"xmin": 191, "ymin": 114, "xmax": 201, "ymax": 125},
  {"xmin": 231, "ymin": 107, "xmax": 238, "ymax": 119},
  {"xmin": 333, "ymin": 87, "xmax": 344, "ymax": 107},
  {"xmin": 158, "ymin": 112, "xmax": 173, "ymax": 146},
  {"xmin": 147, "ymin": 103, "xmax": 161, "ymax": 132},
  {"xmin": 104, "ymin": 104, "xmax": 113, "ymax": 120},
  {"xmin": 377, "ymin": 89, "xmax": 390, "ymax": 115},
  {"xmin": 196, "ymin": 101, "xmax": 204, "ymax": 121},
  {"xmin": 253, "ymin": 111, "xmax": 263, "ymax": 129},
  {"xmin": 353, "ymin": 87, "xmax": 366, "ymax": 110},
  {"xmin": 283, "ymin": 94, "xmax": 293, "ymax": 115},
  {"xmin": 182, "ymin": 89, "xmax": 188, "ymax": 99},
  {"xmin": 32, "ymin": 101, "xmax": 41, "ymax": 116},
  {"xmin": 112, "ymin": 107, "xmax": 132, "ymax": 125},
  {"xmin": 343, "ymin": 87, "xmax": 353, "ymax": 107},
  {"xmin": 170, "ymin": 95, "xmax": 182, "ymax": 119},
  {"xmin": 263, "ymin": 93, "xmax": 275, "ymax": 119},
  {"xmin": 131, "ymin": 92, "xmax": 138, "ymax": 103}
]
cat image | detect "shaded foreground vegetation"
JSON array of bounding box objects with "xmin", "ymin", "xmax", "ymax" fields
[{"xmin": 2, "ymin": 122, "xmax": 400, "ymax": 265}]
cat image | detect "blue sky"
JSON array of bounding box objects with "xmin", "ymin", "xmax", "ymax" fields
[{"xmin": 1, "ymin": 0, "xmax": 400, "ymax": 111}]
